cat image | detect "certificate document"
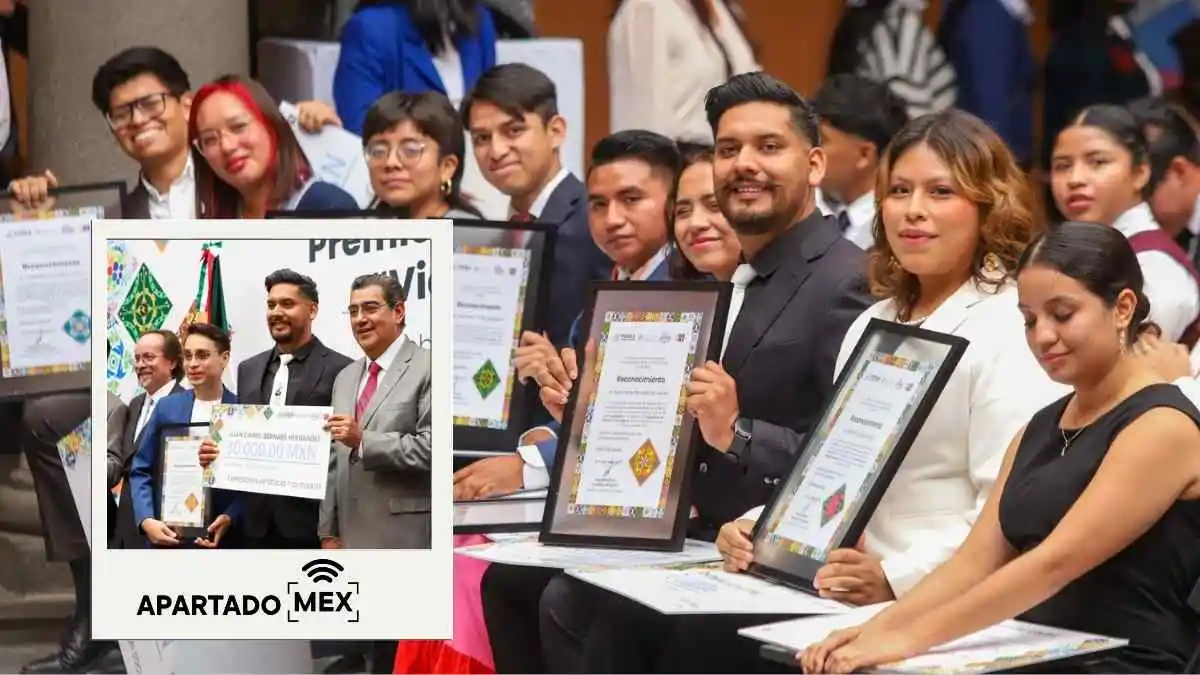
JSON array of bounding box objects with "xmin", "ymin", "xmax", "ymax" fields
[
  {"xmin": 452, "ymin": 246, "xmax": 531, "ymax": 429},
  {"xmin": 160, "ymin": 438, "xmax": 207, "ymax": 530},
  {"xmin": 766, "ymin": 353, "xmax": 934, "ymax": 559},
  {"xmin": 206, "ymin": 404, "xmax": 333, "ymax": 500},
  {"xmin": 569, "ymin": 311, "xmax": 702, "ymax": 519},
  {"xmin": 0, "ymin": 209, "xmax": 96, "ymax": 375}
]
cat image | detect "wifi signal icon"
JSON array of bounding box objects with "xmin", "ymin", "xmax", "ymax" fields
[{"xmin": 302, "ymin": 558, "xmax": 344, "ymax": 584}]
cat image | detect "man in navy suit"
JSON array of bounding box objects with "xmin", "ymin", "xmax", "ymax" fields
[
  {"xmin": 461, "ymin": 63, "xmax": 613, "ymax": 350},
  {"xmin": 461, "ymin": 130, "xmax": 680, "ymax": 674}
]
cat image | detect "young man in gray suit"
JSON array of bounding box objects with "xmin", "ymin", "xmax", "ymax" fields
[{"xmin": 319, "ymin": 272, "xmax": 432, "ymax": 551}]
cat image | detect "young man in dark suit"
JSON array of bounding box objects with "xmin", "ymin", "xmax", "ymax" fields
[
  {"xmin": 461, "ymin": 63, "xmax": 613, "ymax": 350},
  {"xmin": 110, "ymin": 329, "xmax": 185, "ymax": 550},
  {"xmin": 236, "ymin": 269, "xmax": 353, "ymax": 549}
]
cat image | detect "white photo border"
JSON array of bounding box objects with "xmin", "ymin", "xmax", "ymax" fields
[{"xmin": 91, "ymin": 219, "xmax": 454, "ymax": 640}]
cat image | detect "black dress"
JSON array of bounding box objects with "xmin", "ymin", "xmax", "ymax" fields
[{"xmin": 999, "ymin": 384, "xmax": 1200, "ymax": 673}]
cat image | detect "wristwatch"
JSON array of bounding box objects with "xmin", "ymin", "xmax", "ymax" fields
[{"xmin": 727, "ymin": 417, "xmax": 752, "ymax": 459}]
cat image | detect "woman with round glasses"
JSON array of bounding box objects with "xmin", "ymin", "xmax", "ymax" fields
[
  {"xmin": 361, "ymin": 91, "xmax": 483, "ymax": 219},
  {"xmin": 189, "ymin": 74, "xmax": 358, "ymax": 218}
]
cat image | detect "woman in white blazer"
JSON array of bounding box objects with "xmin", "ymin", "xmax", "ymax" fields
[
  {"xmin": 647, "ymin": 110, "xmax": 1071, "ymax": 673},
  {"xmin": 607, "ymin": 0, "xmax": 758, "ymax": 143}
]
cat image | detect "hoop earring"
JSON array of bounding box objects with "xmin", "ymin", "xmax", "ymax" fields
[{"xmin": 442, "ymin": 179, "xmax": 452, "ymax": 196}]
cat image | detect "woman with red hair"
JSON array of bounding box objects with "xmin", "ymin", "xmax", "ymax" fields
[{"xmin": 189, "ymin": 74, "xmax": 357, "ymax": 218}]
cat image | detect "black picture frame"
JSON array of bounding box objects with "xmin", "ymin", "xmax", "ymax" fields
[
  {"xmin": 152, "ymin": 421, "xmax": 215, "ymax": 541},
  {"xmin": 454, "ymin": 497, "xmax": 546, "ymax": 535},
  {"xmin": 0, "ymin": 181, "xmax": 127, "ymax": 401},
  {"xmin": 746, "ymin": 319, "xmax": 968, "ymax": 592},
  {"xmin": 539, "ymin": 280, "xmax": 732, "ymax": 552}
]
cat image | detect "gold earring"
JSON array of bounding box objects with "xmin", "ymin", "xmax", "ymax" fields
[
  {"xmin": 1119, "ymin": 327, "xmax": 1128, "ymax": 353},
  {"xmin": 442, "ymin": 179, "xmax": 452, "ymax": 195},
  {"xmin": 887, "ymin": 255, "xmax": 901, "ymax": 272},
  {"xmin": 982, "ymin": 252, "xmax": 1001, "ymax": 274}
]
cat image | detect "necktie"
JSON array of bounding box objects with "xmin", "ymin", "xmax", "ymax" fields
[
  {"xmin": 721, "ymin": 264, "xmax": 757, "ymax": 359},
  {"xmin": 836, "ymin": 209, "xmax": 852, "ymax": 233},
  {"xmin": 356, "ymin": 361, "xmax": 382, "ymax": 421},
  {"xmin": 507, "ymin": 212, "xmax": 532, "ymax": 248},
  {"xmin": 270, "ymin": 353, "xmax": 294, "ymax": 406}
]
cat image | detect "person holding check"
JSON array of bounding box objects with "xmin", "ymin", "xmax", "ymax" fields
[{"xmin": 129, "ymin": 323, "xmax": 243, "ymax": 549}]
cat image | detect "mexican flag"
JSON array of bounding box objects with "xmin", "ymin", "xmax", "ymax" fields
[{"xmin": 180, "ymin": 242, "xmax": 230, "ymax": 334}]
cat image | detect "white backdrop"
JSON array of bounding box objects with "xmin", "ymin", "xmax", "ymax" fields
[{"xmin": 106, "ymin": 234, "xmax": 433, "ymax": 401}]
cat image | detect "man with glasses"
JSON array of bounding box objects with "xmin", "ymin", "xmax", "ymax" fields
[{"xmin": 9, "ymin": 46, "xmax": 196, "ymax": 217}]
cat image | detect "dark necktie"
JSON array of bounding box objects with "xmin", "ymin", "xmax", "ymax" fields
[{"xmin": 836, "ymin": 210, "xmax": 852, "ymax": 233}]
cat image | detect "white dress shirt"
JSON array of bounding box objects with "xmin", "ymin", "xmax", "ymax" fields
[
  {"xmin": 742, "ymin": 278, "xmax": 1069, "ymax": 597},
  {"xmin": 508, "ymin": 167, "xmax": 570, "ymax": 221},
  {"xmin": 838, "ymin": 191, "xmax": 877, "ymax": 250},
  {"xmin": 142, "ymin": 154, "xmax": 197, "ymax": 220},
  {"xmin": 191, "ymin": 398, "xmax": 217, "ymax": 425},
  {"xmin": 357, "ymin": 335, "xmax": 405, "ymax": 400},
  {"xmin": 134, "ymin": 380, "xmax": 180, "ymax": 439},
  {"xmin": 431, "ymin": 39, "xmax": 465, "ymax": 107},
  {"xmin": 608, "ymin": 0, "xmax": 758, "ymax": 143},
  {"xmin": 516, "ymin": 245, "xmax": 670, "ymax": 490},
  {"xmin": 1112, "ymin": 202, "xmax": 1200, "ymax": 342}
]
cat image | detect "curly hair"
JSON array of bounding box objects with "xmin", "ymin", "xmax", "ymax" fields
[{"xmin": 868, "ymin": 109, "xmax": 1043, "ymax": 319}]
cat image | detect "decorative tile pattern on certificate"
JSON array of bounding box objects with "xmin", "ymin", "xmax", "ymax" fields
[
  {"xmin": 765, "ymin": 351, "xmax": 937, "ymax": 560},
  {"xmin": 452, "ymin": 245, "xmax": 531, "ymax": 430},
  {"xmin": 567, "ymin": 310, "xmax": 703, "ymax": 519},
  {"xmin": 0, "ymin": 208, "xmax": 100, "ymax": 377}
]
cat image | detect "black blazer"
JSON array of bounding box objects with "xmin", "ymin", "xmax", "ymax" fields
[
  {"xmin": 235, "ymin": 337, "xmax": 353, "ymax": 541},
  {"xmin": 692, "ymin": 212, "xmax": 874, "ymax": 528},
  {"xmin": 110, "ymin": 381, "xmax": 186, "ymax": 549},
  {"xmin": 539, "ymin": 173, "xmax": 614, "ymax": 349}
]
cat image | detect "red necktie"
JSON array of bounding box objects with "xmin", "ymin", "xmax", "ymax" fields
[
  {"xmin": 507, "ymin": 212, "xmax": 532, "ymax": 248},
  {"xmin": 355, "ymin": 361, "xmax": 382, "ymax": 421}
]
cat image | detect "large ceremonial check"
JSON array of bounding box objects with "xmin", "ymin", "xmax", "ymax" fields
[
  {"xmin": 205, "ymin": 404, "xmax": 334, "ymax": 500},
  {"xmin": 541, "ymin": 281, "xmax": 732, "ymax": 551},
  {"xmin": 748, "ymin": 319, "xmax": 967, "ymax": 590}
]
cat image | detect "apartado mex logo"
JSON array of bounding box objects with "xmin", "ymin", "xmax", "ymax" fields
[{"xmin": 137, "ymin": 559, "xmax": 360, "ymax": 623}]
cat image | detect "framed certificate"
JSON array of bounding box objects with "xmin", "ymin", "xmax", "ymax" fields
[
  {"xmin": 0, "ymin": 181, "xmax": 127, "ymax": 400},
  {"xmin": 153, "ymin": 422, "xmax": 215, "ymax": 541},
  {"xmin": 450, "ymin": 220, "xmax": 556, "ymax": 453},
  {"xmin": 540, "ymin": 281, "xmax": 732, "ymax": 551},
  {"xmin": 747, "ymin": 319, "xmax": 967, "ymax": 591}
]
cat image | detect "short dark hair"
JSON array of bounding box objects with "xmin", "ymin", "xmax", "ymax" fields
[
  {"xmin": 91, "ymin": 47, "xmax": 190, "ymax": 114},
  {"xmin": 264, "ymin": 268, "xmax": 319, "ymax": 303},
  {"xmin": 667, "ymin": 142, "xmax": 716, "ymax": 281},
  {"xmin": 1069, "ymin": 104, "xmax": 1151, "ymax": 196},
  {"xmin": 461, "ymin": 63, "xmax": 558, "ymax": 126},
  {"xmin": 587, "ymin": 130, "xmax": 682, "ymax": 184},
  {"xmin": 365, "ymin": 91, "xmax": 482, "ymax": 218},
  {"xmin": 1017, "ymin": 221, "xmax": 1152, "ymax": 345},
  {"xmin": 705, "ymin": 71, "xmax": 821, "ymax": 146},
  {"xmin": 351, "ymin": 273, "xmax": 405, "ymax": 307},
  {"xmin": 182, "ymin": 322, "xmax": 232, "ymax": 354},
  {"xmin": 143, "ymin": 329, "xmax": 185, "ymax": 381},
  {"xmin": 1127, "ymin": 96, "xmax": 1200, "ymax": 193},
  {"xmin": 814, "ymin": 73, "xmax": 909, "ymax": 151}
]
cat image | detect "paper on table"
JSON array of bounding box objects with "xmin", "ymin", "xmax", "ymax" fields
[
  {"xmin": 455, "ymin": 537, "xmax": 722, "ymax": 570},
  {"xmin": 739, "ymin": 603, "xmax": 1127, "ymax": 674},
  {"xmin": 279, "ymin": 101, "xmax": 373, "ymax": 207},
  {"xmin": 568, "ymin": 564, "xmax": 849, "ymax": 615}
]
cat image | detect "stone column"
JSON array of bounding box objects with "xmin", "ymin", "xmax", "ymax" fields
[{"xmin": 27, "ymin": 0, "xmax": 250, "ymax": 185}]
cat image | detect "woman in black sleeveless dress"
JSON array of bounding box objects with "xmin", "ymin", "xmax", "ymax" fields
[{"xmin": 802, "ymin": 221, "xmax": 1200, "ymax": 674}]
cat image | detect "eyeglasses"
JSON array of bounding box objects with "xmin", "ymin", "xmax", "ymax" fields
[
  {"xmin": 345, "ymin": 302, "xmax": 387, "ymax": 319},
  {"xmin": 106, "ymin": 92, "xmax": 172, "ymax": 130},
  {"xmin": 194, "ymin": 116, "xmax": 255, "ymax": 154},
  {"xmin": 364, "ymin": 140, "xmax": 426, "ymax": 166}
]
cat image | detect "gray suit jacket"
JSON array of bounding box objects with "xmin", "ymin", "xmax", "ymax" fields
[
  {"xmin": 105, "ymin": 392, "xmax": 128, "ymax": 489},
  {"xmin": 319, "ymin": 337, "xmax": 432, "ymax": 549}
]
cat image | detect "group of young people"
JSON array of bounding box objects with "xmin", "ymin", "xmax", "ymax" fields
[{"xmin": 5, "ymin": 27, "xmax": 1200, "ymax": 675}]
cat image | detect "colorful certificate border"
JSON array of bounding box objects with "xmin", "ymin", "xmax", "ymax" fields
[
  {"xmin": 565, "ymin": 310, "xmax": 703, "ymax": 520},
  {"xmin": 764, "ymin": 351, "xmax": 939, "ymax": 560},
  {"xmin": 451, "ymin": 245, "xmax": 531, "ymax": 431},
  {"xmin": 0, "ymin": 207, "xmax": 102, "ymax": 378}
]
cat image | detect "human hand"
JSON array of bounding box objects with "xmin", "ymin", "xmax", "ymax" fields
[
  {"xmin": 195, "ymin": 513, "xmax": 231, "ymax": 548},
  {"xmin": 321, "ymin": 537, "xmax": 344, "ymax": 550},
  {"xmin": 800, "ymin": 626, "xmax": 862, "ymax": 674},
  {"xmin": 1134, "ymin": 332, "xmax": 1193, "ymax": 381},
  {"xmin": 324, "ymin": 414, "xmax": 363, "ymax": 450},
  {"xmin": 685, "ymin": 361, "xmax": 739, "ymax": 451},
  {"xmin": 514, "ymin": 331, "xmax": 573, "ymax": 397},
  {"xmin": 294, "ymin": 100, "xmax": 342, "ymax": 133},
  {"xmin": 716, "ymin": 518, "xmax": 755, "ymax": 572},
  {"xmin": 813, "ymin": 548, "xmax": 895, "ymax": 605},
  {"xmin": 8, "ymin": 170, "xmax": 58, "ymax": 213},
  {"xmin": 141, "ymin": 518, "xmax": 181, "ymax": 546},
  {"xmin": 822, "ymin": 626, "xmax": 924, "ymax": 674},
  {"xmin": 198, "ymin": 438, "xmax": 220, "ymax": 467},
  {"xmin": 453, "ymin": 455, "xmax": 524, "ymax": 500}
]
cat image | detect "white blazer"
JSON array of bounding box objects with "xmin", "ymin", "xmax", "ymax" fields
[
  {"xmin": 1112, "ymin": 202, "xmax": 1200, "ymax": 342},
  {"xmin": 747, "ymin": 278, "xmax": 1069, "ymax": 596},
  {"xmin": 607, "ymin": 0, "xmax": 758, "ymax": 143}
]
